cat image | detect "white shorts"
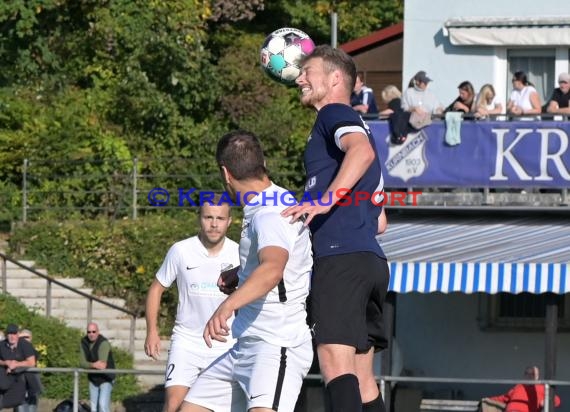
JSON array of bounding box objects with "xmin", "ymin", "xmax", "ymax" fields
[
  {"xmin": 164, "ymin": 341, "xmax": 226, "ymax": 388},
  {"xmin": 184, "ymin": 337, "xmax": 313, "ymax": 412}
]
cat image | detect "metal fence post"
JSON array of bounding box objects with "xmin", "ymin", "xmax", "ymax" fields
[
  {"xmin": 1, "ymin": 255, "xmax": 6, "ymax": 293},
  {"xmin": 130, "ymin": 315, "xmax": 136, "ymax": 354},
  {"xmin": 46, "ymin": 280, "xmax": 52, "ymax": 318},
  {"xmin": 73, "ymin": 369, "xmax": 80, "ymax": 412},
  {"xmin": 132, "ymin": 157, "xmax": 138, "ymax": 220},
  {"xmin": 22, "ymin": 158, "xmax": 28, "ymax": 223}
]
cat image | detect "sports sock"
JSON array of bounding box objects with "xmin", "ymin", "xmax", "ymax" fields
[
  {"xmin": 325, "ymin": 373, "xmax": 362, "ymax": 412},
  {"xmin": 362, "ymin": 393, "xmax": 386, "ymax": 412}
]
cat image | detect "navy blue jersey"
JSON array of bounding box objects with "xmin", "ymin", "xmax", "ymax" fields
[
  {"xmin": 351, "ymin": 86, "xmax": 378, "ymax": 113},
  {"xmin": 304, "ymin": 103, "xmax": 385, "ymax": 259}
]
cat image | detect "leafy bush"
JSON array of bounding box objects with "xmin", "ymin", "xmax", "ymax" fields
[
  {"xmin": 0, "ymin": 294, "xmax": 139, "ymax": 401},
  {"xmin": 8, "ymin": 213, "xmax": 243, "ymax": 333}
]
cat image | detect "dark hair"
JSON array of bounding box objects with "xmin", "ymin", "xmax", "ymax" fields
[
  {"xmin": 301, "ymin": 44, "xmax": 357, "ymax": 92},
  {"xmin": 458, "ymin": 81, "xmax": 475, "ymax": 102},
  {"xmin": 513, "ymin": 71, "xmax": 533, "ymax": 86},
  {"xmin": 216, "ymin": 130, "xmax": 267, "ymax": 181}
]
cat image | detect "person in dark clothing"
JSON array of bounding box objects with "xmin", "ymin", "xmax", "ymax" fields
[
  {"xmin": 380, "ymin": 85, "xmax": 413, "ymax": 145},
  {"xmin": 0, "ymin": 324, "xmax": 35, "ymax": 410},
  {"xmin": 546, "ymin": 72, "xmax": 570, "ymax": 115},
  {"xmin": 17, "ymin": 329, "xmax": 42, "ymax": 412},
  {"xmin": 351, "ymin": 72, "xmax": 379, "ymax": 115},
  {"xmin": 445, "ymin": 81, "xmax": 475, "ymax": 114},
  {"xmin": 79, "ymin": 322, "xmax": 115, "ymax": 412}
]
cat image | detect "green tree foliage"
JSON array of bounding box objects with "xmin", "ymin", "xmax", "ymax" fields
[
  {"xmin": 9, "ymin": 214, "xmax": 243, "ymax": 325},
  {"xmin": 211, "ymin": 29, "xmax": 314, "ymax": 189},
  {"xmin": 1, "ymin": 0, "xmax": 403, "ymax": 332},
  {"xmin": 209, "ymin": 0, "xmax": 265, "ymax": 22},
  {"xmin": 255, "ymin": 0, "xmax": 403, "ymax": 44}
]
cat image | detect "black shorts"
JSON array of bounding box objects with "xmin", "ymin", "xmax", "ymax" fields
[{"xmin": 310, "ymin": 252, "xmax": 390, "ymax": 353}]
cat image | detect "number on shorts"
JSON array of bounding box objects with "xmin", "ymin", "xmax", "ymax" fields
[{"xmin": 165, "ymin": 363, "xmax": 175, "ymax": 381}]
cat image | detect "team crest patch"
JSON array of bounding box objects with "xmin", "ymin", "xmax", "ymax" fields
[{"xmin": 384, "ymin": 130, "xmax": 428, "ymax": 182}]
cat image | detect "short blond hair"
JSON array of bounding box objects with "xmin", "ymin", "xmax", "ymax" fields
[{"xmin": 381, "ymin": 85, "xmax": 401, "ymax": 103}]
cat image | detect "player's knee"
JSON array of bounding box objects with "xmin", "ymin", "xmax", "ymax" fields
[{"xmin": 317, "ymin": 344, "xmax": 356, "ymax": 381}]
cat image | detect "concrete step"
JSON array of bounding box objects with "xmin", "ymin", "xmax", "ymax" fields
[
  {"xmin": 5, "ymin": 260, "xmax": 37, "ymax": 269},
  {"xmin": 3, "ymin": 256, "xmax": 172, "ymax": 390},
  {"xmin": 4, "ymin": 267, "xmax": 48, "ymax": 277},
  {"xmin": 108, "ymin": 327, "xmax": 149, "ymax": 340},
  {"xmin": 5, "ymin": 277, "xmax": 86, "ymax": 289},
  {"xmin": 49, "ymin": 307, "xmax": 131, "ymax": 320},
  {"xmin": 134, "ymin": 359, "xmax": 168, "ymax": 389},
  {"xmin": 7, "ymin": 286, "xmax": 94, "ymax": 298},
  {"xmin": 16, "ymin": 296, "xmax": 128, "ymax": 311},
  {"xmin": 108, "ymin": 317, "xmax": 144, "ymax": 330}
]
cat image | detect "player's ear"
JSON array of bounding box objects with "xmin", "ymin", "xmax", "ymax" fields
[
  {"xmin": 220, "ymin": 166, "xmax": 231, "ymax": 185},
  {"xmin": 331, "ymin": 69, "xmax": 342, "ymax": 88}
]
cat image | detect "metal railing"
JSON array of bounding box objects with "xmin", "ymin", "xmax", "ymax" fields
[
  {"xmin": 0, "ymin": 252, "xmax": 137, "ymax": 353},
  {"xmin": 18, "ymin": 368, "xmax": 570, "ymax": 412},
  {"xmin": 12, "ymin": 156, "xmax": 303, "ymax": 222}
]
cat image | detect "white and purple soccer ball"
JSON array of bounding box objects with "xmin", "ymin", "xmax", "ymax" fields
[{"xmin": 260, "ymin": 27, "xmax": 315, "ymax": 86}]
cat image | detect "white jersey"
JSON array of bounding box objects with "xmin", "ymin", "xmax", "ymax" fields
[
  {"xmin": 510, "ymin": 85, "xmax": 537, "ymax": 111},
  {"xmin": 156, "ymin": 236, "xmax": 240, "ymax": 354},
  {"xmin": 232, "ymin": 183, "xmax": 313, "ymax": 347}
]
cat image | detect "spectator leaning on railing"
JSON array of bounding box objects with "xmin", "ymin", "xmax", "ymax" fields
[
  {"xmin": 473, "ymin": 84, "xmax": 504, "ymax": 119},
  {"xmin": 0, "ymin": 324, "xmax": 36, "ymax": 409},
  {"xmin": 80, "ymin": 322, "xmax": 115, "ymax": 412},
  {"xmin": 546, "ymin": 72, "xmax": 570, "ymax": 115},
  {"xmin": 16, "ymin": 329, "xmax": 42, "ymax": 412},
  {"xmin": 402, "ymin": 70, "xmax": 444, "ymax": 116},
  {"xmin": 445, "ymin": 81, "xmax": 475, "ymax": 114},
  {"xmin": 507, "ymin": 71, "xmax": 542, "ymax": 118},
  {"xmin": 351, "ymin": 71, "xmax": 379, "ymax": 115}
]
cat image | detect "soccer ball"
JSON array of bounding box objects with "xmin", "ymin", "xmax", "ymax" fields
[{"xmin": 260, "ymin": 27, "xmax": 315, "ymax": 86}]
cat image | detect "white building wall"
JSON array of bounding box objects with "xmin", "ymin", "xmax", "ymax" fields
[
  {"xmin": 403, "ymin": 0, "xmax": 570, "ymax": 108},
  {"xmin": 395, "ymin": 293, "xmax": 570, "ymax": 401}
]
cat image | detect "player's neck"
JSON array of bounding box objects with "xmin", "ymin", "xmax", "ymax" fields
[
  {"xmin": 199, "ymin": 233, "xmax": 225, "ymax": 256},
  {"xmin": 234, "ymin": 176, "xmax": 272, "ymax": 203},
  {"xmin": 315, "ymin": 93, "xmax": 350, "ymax": 111}
]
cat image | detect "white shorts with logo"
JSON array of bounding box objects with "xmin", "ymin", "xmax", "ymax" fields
[
  {"xmin": 164, "ymin": 341, "xmax": 226, "ymax": 388},
  {"xmin": 184, "ymin": 336, "xmax": 313, "ymax": 412}
]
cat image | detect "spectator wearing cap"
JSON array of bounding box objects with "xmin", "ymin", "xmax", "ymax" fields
[
  {"xmin": 0, "ymin": 325, "xmax": 36, "ymax": 373},
  {"xmin": 546, "ymin": 72, "xmax": 570, "ymax": 115},
  {"xmin": 402, "ymin": 70, "xmax": 443, "ymax": 115},
  {"xmin": 0, "ymin": 324, "xmax": 36, "ymax": 409}
]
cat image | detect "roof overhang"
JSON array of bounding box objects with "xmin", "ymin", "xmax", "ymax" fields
[
  {"xmin": 340, "ymin": 22, "xmax": 403, "ymax": 54},
  {"xmin": 443, "ymin": 16, "xmax": 570, "ymax": 46},
  {"xmin": 380, "ymin": 214, "xmax": 570, "ymax": 294}
]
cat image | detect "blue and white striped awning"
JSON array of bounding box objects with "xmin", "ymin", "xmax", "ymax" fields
[
  {"xmin": 379, "ymin": 215, "xmax": 570, "ymax": 295},
  {"xmin": 388, "ymin": 261, "xmax": 569, "ymax": 294}
]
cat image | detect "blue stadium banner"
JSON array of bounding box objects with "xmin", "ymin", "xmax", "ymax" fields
[{"xmin": 369, "ymin": 120, "xmax": 570, "ymax": 188}]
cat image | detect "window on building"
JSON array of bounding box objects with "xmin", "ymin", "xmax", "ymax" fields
[
  {"xmin": 507, "ymin": 49, "xmax": 555, "ymax": 104},
  {"xmin": 478, "ymin": 293, "xmax": 570, "ymax": 331}
]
